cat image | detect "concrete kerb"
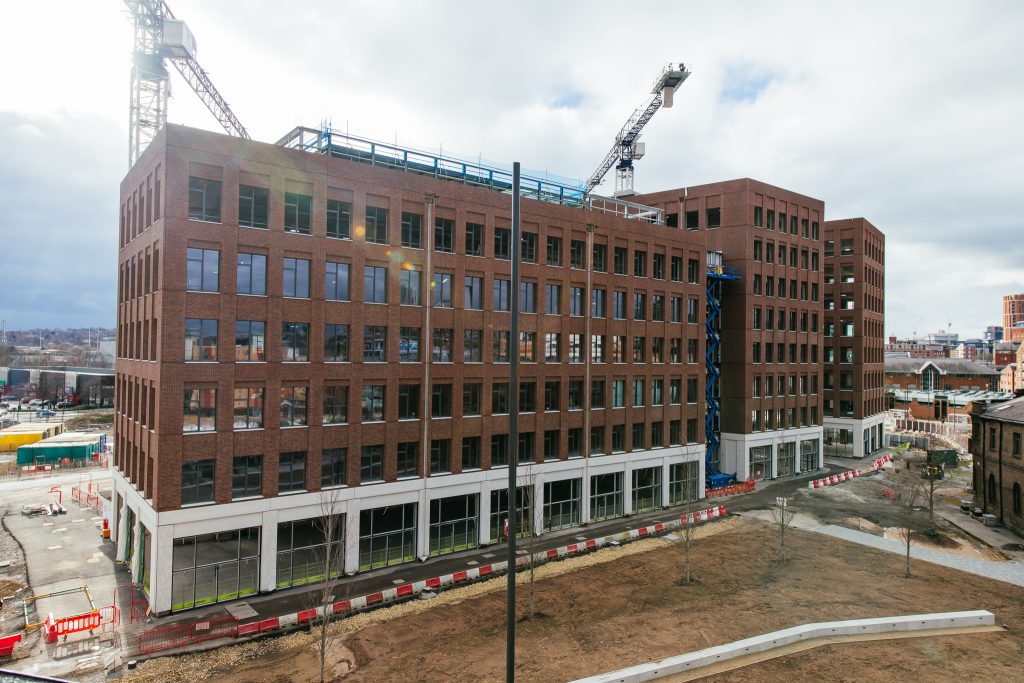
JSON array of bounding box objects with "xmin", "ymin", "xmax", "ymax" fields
[
  {"xmin": 571, "ymin": 610, "xmax": 997, "ymax": 683},
  {"xmin": 131, "ymin": 505, "xmax": 728, "ymax": 658}
]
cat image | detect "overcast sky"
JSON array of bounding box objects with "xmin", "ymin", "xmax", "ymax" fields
[{"xmin": 1, "ymin": 1, "xmax": 1021, "ymax": 338}]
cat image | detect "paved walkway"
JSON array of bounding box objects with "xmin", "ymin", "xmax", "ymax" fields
[
  {"xmin": 937, "ymin": 509, "xmax": 1024, "ymax": 559},
  {"xmin": 743, "ymin": 509, "xmax": 1024, "ymax": 587}
]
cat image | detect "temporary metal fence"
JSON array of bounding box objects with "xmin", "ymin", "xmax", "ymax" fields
[{"xmin": 137, "ymin": 616, "xmax": 238, "ymax": 654}]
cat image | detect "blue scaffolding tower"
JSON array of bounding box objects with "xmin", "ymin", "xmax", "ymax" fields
[{"xmin": 705, "ymin": 263, "xmax": 742, "ymax": 489}]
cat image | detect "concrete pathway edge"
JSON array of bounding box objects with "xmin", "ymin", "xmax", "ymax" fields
[{"xmin": 569, "ymin": 610, "xmax": 997, "ymax": 683}]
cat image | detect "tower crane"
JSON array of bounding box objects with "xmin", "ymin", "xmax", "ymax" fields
[
  {"xmin": 585, "ymin": 62, "xmax": 690, "ymax": 197},
  {"xmin": 125, "ymin": 0, "xmax": 250, "ymax": 166}
]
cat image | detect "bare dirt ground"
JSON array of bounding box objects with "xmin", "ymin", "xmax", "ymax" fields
[{"xmin": 123, "ymin": 514, "xmax": 1023, "ymax": 683}]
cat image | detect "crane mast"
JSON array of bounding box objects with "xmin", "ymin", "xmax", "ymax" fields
[
  {"xmin": 126, "ymin": 0, "xmax": 250, "ymax": 166},
  {"xmin": 586, "ymin": 62, "xmax": 690, "ymax": 197}
]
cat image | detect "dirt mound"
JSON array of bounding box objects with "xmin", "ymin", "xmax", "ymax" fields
[
  {"xmin": 840, "ymin": 517, "xmax": 882, "ymax": 535},
  {"xmin": 0, "ymin": 578, "xmax": 25, "ymax": 597},
  {"xmin": 911, "ymin": 530, "xmax": 960, "ymax": 548}
]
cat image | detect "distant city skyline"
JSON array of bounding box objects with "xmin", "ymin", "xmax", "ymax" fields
[{"xmin": 1, "ymin": 1, "xmax": 1022, "ymax": 336}]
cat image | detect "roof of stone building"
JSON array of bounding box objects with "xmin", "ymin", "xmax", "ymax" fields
[
  {"xmin": 981, "ymin": 394, "xmax": 1024, "ymax": 424},
  {"xmin": 884, "ymin": 356, "xmax": 1000, "ymax": 376}
]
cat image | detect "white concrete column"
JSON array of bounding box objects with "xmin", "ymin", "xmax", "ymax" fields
[
  {"xmin": 152, "ymin": 524, "xmax": 173, "ymax": 614},
  {"xmin": 131, "ymin": 519, "xmax": 144, "ymax": 582},
  {"xmin": 478, "ymin": 485, "xmax": 491, "ymax": 545},
  {"xmin": 110, "ymin": 486, "xmax": 121, "ymax": 545},
  {"xmin": 416, "ymin": 490, "xmax": 430, "ymax": 560},
  {"xmin": 661, "ymin": 459, "xmax": 671, "ymax": 508},
  {"xmin": 115, "ymin": 501, "xmax": 129, "ymax": 562},
  {"xmin": 259, "ymin": 510, "xmax": 279, "ymax": 593},
  {"xmin": 343, "ymin": 500, "xmax": 361, "ymax": 575},
  {"xmin": 532, "ymin": 478, "xmax": 544, "ymax": 535},
  {"xmin": 770, "ymin": 442, "xmax": 779, "ymax": 480},
  {"xmin": 580, "ymin": 468, "xmax": 592, "ymax": 524},
  {"xmin": 622, "ymin": 463, "xmax": 634, "ymax": 515}
]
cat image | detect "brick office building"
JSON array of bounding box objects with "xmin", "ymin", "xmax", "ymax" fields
[
  {"xmin": 111, "ymin": 125, "xmax": 877, "ymax": 612},
  {"xmin": 970, "ymin": 395, "xmax": 1024, "ymax": 537},
  {"xmin": 112, "ymin": 125, "xmax": 714, "ymax": 613},
  {"xmin": 1003, "ymin": 294, "xmax": 1024, "ymax": 342},
  {"xmin": 632, "ymin": 180, "xmax": 827, "ymax": 481},
  {"xmin": 821, "ymin": 218, "xmax": 886, "ymax": 458}
]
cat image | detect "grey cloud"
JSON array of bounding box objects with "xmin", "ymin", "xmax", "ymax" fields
[{"xmin": 0, "ymin": 111, "xmax": 122, "ymax": 329}]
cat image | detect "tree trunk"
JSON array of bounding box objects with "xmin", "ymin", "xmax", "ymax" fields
[{"xmin": 905, "ymin": 534, "xmax": 912, "ymax": 578}]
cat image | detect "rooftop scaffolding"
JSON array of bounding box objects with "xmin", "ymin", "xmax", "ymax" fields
[{"xmin": 277, "ymin": 126, "xmax": 663, "ymax": 224}]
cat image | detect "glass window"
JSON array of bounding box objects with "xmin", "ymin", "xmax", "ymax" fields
[
  {"xmin": 520, "ymin": 282, "xmax": 536, "ymax": 313},
  {"xmin": 284, "ymin": 192, "xmax": 311, "ymax": 234},
  {"xmin": 236, "ymin": 253, "xmax": 266, "ymax": 295},
  {"xmin": 463, "ymin": 329, "xmax": 482, "ymax": 362},
  {"xmin": 364, "ymin": 266, "xmax": 387, "ymax": 303},
  {"xmin": 546, "ymin": 235, "xmax": 562, "ymax": 265},
  {"xmin": 188, "ymin": 177, "xmax": 221, "ymax": 222},
  {"xmin": 399, "ymin": 327, "xmax": 420, "ymax": 362},
  {"xmin": 492, "ymin": 381, "xmax": 510, "ymax": 414},
  {"xmin": 465, "ymin": 276, "xmax": 483, "ymax": 310},
  {"xmin": 235, "ymin": 320, "xmax": 265, "ymax": 361},
  {"xmin": 324, "ymin": 323, "xmax": 349, "ymax": 362},
  {"xmin": 521, "ymin": 232, "xmax": 537, "ymax": 262},
  {"xmin": 281, "ymin": 322, "xmax": 309, "ymax": 362},
  {"xmin": 434, "ymin": 217, "xmax": 454, "ymax": 253},
  {"xmin": 463, "ymin": 383, "xmax": 482, "ymax": 416},
  {"xmin": 398, "ymin": 383, "xmax": 420, "ymax": 420},
  {"xmin": 400, "ymin": 268, "xmax": 421, "ymax": 306},
  {"xmin": 545, "ymin": 283, "xmax": 562, "ymax": 315},
  {"xmin": 432, "ymin": 328, "xmax": 454, "ymax": 362},
  {"xmin": 492, "ymin": 331, "xmax": 511, "ymax": 362},
  {"xmin": 325, "ymin": 262, "xmax": 350, "ymax": 301},
  {"xmin": 593, "ymin": 244, "xmax": 607, "ymax": 272},
  {"xmin": 570, "ymin": 239, "xmax": 586, "ymax": 269},
  {"xmin": 396, "ymin": 442, "xmax": 418, "ymax": 478},
  {"xmin": 493, "ymin": 278, "xmax": 511, "ymax": 312},
  {"xmin": 181, "ymin": 460, "xmax": 214, "ymax": 505},
  {"xmin": 233, "ymin": 387, "xmax": 264, "ymax": 429},
  {"xmin": 283, "ymin": 257, "xmax": 310, "ymax": 298},
  {"xmin": 612, "ymin": 246, "xmax": 627, "ymax": 274},
  {"xmin": 327, "ymin": 199, "xmax": 351, "ymax": 239},
  {"xmin": 183, "ymin": 388, "xmax": 216, "ymax": 432},
  {"xmin": 232, "ymin": 455, "xmax": 262, "ymax": 499},
  {"xmin": 465, "ymin": 222, "xmax": 483, "ymax": 256},
  {"xmin": 278, "ymin": 451, "xmax": 306, "ymax": 492},
  {"xmin": 323, "ymin": 386, "xmax": 348, "ymax": 424},
  {"xmin": 186, "ymin": 247, "xmax": 219, "ymax": 292},
  {"xmin": 430, "ymin": 439, "xmax": 451, "ymax": 473},
  {"xmin": 185, "ymin": 318, "xmax": 218, "ymax": 361},
  {"xmin": 360, "ymin": 445, "xmax": 384, "ymax": 483},
  {"xmin": 365, "ymin": 206, "xmax": 388, "ymax": 244},
  {"xmin": 359, "ymin": 503, "xmax": 416, "ymax": 570},
  {"xmin": 569, "ymin": 286, "xmax": 584, "ymax": 316},
  {"xmin": 433, "ymin": 272, "xmax": 453, "ymax": 307},
  {"xmin": 401, "ymin": 212, "xmax": 422, "ymax": 248},
  {"xmin": 279, "ymin": 386, "xmax": 307, "ymax": 426},
  {"xmin": 238, "ymin": 185, "xmax": 268, "ymax": 229},
  {"xmin": 494, "ymin": 227, "xmax": 511, "ymax": 260},
  {"xmin": 361, "ymin": 384, "xmax": 385, "ymax": 422},
  {"xmin": 431, "ymin": 383, "xmax": 452, "ymax": 418}
]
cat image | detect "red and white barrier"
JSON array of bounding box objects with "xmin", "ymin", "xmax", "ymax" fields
[
  {"xmin": 808, "ymin": 453, "xmax": 896, "ymax": 489},
  {"xmin": 144, "ymin": 504, "xmax": 729, "ymax": 654}
]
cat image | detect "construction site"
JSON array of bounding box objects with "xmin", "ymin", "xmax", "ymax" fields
[{"xmin": 1, "ymin": 1, "xmax": 1022, "ymax": 682}]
